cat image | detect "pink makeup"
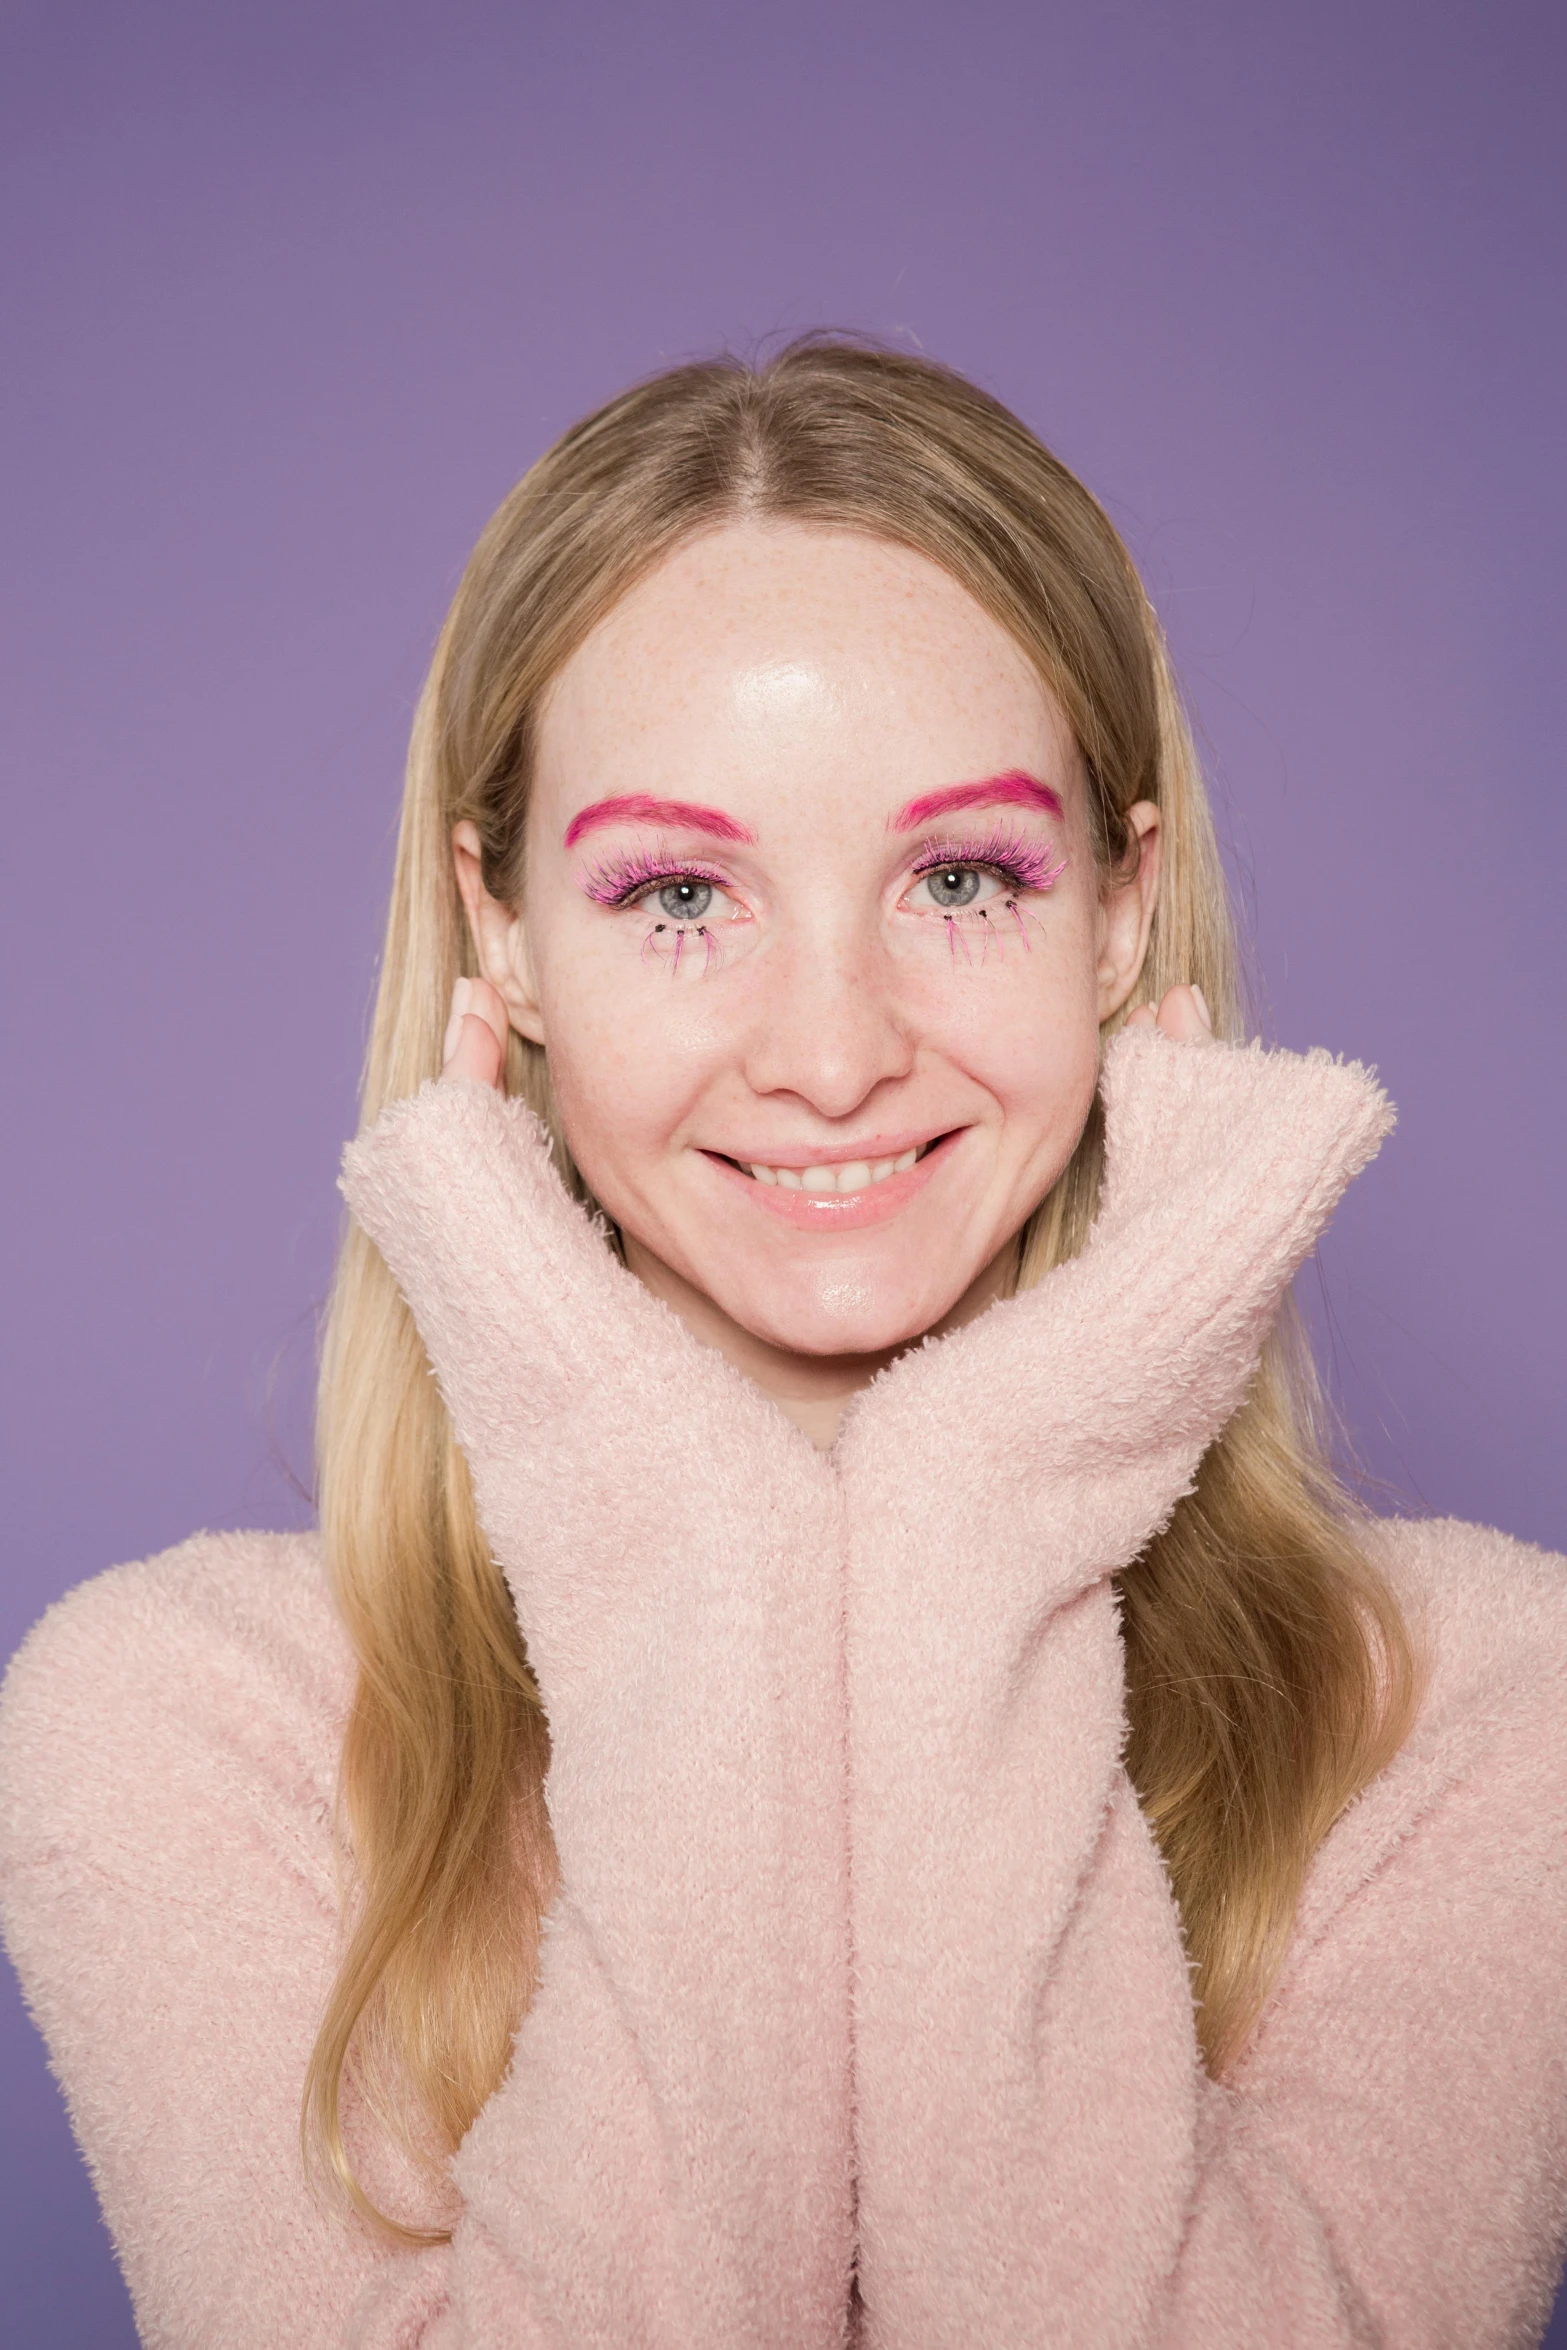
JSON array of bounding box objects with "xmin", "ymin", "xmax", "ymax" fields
[
  {"xmin": 890, "ymin": 769, "xmax": 1064, "ymax": 832},
  {"xmin": 575, "ymin": 785, "xmax": 1066, "ymax": 987},
  {"xmin": 644, "ymin": 921, "xmax": 718, "ymax": 976},
  {"xmin": 563, "ymin": 794, "xmax": 757, "ymax": 850},
  {"xmin": 909, "ymin": 823, "xmax": 1066, "ymax": 898},
  {"xmin": 579, "ymin": 847, "xmax": 734, "ymax": 908}
]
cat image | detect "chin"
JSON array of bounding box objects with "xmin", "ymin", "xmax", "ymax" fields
[{"xmin": 725, "ymin": 1273, "xmax": 963, "ymax": 1363}]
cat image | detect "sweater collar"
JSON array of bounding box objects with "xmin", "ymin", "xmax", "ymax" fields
[{"xmin": 347, "ymin": 1029, "xmax": 1391, "ymax": 1517}]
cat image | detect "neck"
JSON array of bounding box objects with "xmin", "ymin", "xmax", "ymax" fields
[{"xmin": 619, "ymin": 1232, "xmax": 1023, "ymax": 1451}]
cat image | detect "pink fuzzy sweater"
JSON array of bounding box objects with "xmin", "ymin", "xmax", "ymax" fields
[{"xmin": 3, "ymin": 1028, "xmax": 1567, "ymax": 2349}]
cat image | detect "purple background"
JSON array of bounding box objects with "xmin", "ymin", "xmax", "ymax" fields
[{"xmin": 2, "ymin": 0, "xmax": 1563, "ymax": 2337}]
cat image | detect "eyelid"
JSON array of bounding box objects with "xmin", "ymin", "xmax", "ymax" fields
[
  {"xmin": 908, "ymin": 844, "xmax": 1016, "ymax": 874},
  {"xmin": 581, "ymin": 849, "xmax": 737, "ymax": 908},
  {"xmin": 906, "ymin": 824, "xmax": 1066, "ymax": 894}
]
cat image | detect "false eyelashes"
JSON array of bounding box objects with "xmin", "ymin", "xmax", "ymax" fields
[
  {"xmin": 579, "ymin": 848, "xmax": 735, "ymax": 907},
  {"xmin": 578, "ymin": 822, "xmax": 1068, "ymax": 978},
  {"xmin": 907, "ymin": 823, "xmax": 1068, "ymax": 897},
  {"xmin": 580, "ymin": 847, "xmax": 746, "ymax": 978},
  {"xmin": 908, "ymin": 824, "xmax": 1068, "ymax": 963}
]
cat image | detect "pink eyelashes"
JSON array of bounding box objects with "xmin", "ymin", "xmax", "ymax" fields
[
  {"xmin": 579, "ymin": 822, "xmax": 1067, "ymax": 980},
  {"xmin": 907, "ymin": 824, "xmax": 1067, "ymax": 965},
  {"xmin": 909, "ymin": 823, "xmax": 1067, "ymax": 898},
  {"xmin": 579, "ymin": 848, "xmax": 733, "ymax": 908},
  {"xmin": 581, "ymin": 848, "xmax": 743, "ymax": 978},
  {"xmin": 643, "ymin": 921, "xmax": 719, "ymax": 976}
]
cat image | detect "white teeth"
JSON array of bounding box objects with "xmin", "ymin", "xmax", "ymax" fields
[{"xmin": 745, "ymin": 1147, "xmax": 929, "ymax": 1194}]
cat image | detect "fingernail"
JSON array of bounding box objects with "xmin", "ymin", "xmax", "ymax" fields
[
  {"xmin": 440, "ymin": 976, "xmax": 471, "ymax": 1067},
  {"xmin": 1191, "ymin": 985, "xmax": 1212, "ymax": 1030}
]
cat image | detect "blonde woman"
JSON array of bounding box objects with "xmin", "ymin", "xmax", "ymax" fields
[{"xmin": 3, "ymin": 339, "xmax": 1566, "ymax": 2349}]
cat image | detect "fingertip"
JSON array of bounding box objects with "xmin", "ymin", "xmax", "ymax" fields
[
  {"xmin": 470, "ymin": 975, "xmax": 512, "ymax": 1055},
  {"xmin": 442, "ymin": 1013, "xmax": 505, "ymax": 1090},
  {"xmin": 440, "ymin": 974, "xmax": 509, "ymax": 1089},
  {"xmin": 440, "ymin": 976, "xmax": 472, "ymax": 1071},
  {"xmin": 464, "ymin": 1013, "xmax": 506, "ymax": 1088},
  {"xmin": 1158, "ymin": 984, "xmax": 1214, "ymax": 1045}
]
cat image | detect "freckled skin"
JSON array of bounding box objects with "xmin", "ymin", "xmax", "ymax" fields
[{"xmin": 454, "ymin": 520, "xmax": 1164, "ymax": 1446}]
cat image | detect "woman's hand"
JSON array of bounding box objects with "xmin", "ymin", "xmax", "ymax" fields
[
  {"xmin": 1125, "ymin": 983, "xmax": 1213, "ymax": 1044},
  {"xmin": 441, "ymin": 975, "xmax": 512, "ymax": 1088},
  {"xmin": 342, "ymin": 980, "xmax": 857, "ymax": 2348}
]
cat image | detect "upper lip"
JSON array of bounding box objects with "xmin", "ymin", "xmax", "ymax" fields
[{"xmin": 704, "ymin": 1129, "xmax": 955, "ymax": 1169}]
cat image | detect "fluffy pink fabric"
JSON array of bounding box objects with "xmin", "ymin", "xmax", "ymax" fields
[{"xmin": 2, "ymin": 1027, "xmax": 1566, "ymax": 2347}]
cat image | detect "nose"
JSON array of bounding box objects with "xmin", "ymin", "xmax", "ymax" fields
[{"xmin": 741, "ymin": 926, "xmax": 917, "ymax": 1120}]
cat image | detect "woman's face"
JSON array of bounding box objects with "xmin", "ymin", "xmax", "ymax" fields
[{"xmin": 462, "ymin": 520, "xmax": 1158, "ymax": 1366}]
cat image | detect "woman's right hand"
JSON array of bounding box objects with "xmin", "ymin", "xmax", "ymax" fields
[
  {"xmin": 440, "ymin": 975, "xmax": 511, "ymax": 1089},
  {"xmin": 340, "ymin": 989, "xmax": 856, "ymax": 2350}
]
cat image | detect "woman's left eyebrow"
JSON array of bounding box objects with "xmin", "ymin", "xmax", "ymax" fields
[
  {"xmin": 889, "ymin": 771, "xmax": 1064, "ymax": 831},
  {"xmin": 563, "ymin": 794, "xmax": 757, "ymax": 849}
]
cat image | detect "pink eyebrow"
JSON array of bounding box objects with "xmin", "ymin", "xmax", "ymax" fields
[
  {"xmin": 889, "ymin": 771, "xmax": 1065, "ymax": 832},
  {"xmin": 563, "ymin": 794, "xmax": 757, "ymax": 850}
]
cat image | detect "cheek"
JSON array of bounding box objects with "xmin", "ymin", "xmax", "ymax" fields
[
  {"xmin": 907, "ymin": 893, "xmax": 1103, "ymax": 1122},
  {"xmin": 531, "ymin": 914, "xmax": 735, "ymax": 1169}
]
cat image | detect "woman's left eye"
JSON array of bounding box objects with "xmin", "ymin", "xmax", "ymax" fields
[{"xmin": 906, "ymin": 864, "xmax": 1008, "ymax": 914}]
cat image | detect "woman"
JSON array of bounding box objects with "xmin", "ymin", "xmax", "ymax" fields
[{"xmin": 3, "ymin": 337, "xmax": 1565, "ymax": 2349}]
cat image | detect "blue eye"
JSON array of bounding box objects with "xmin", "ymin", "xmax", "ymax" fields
[
  {"xmin": 908, "ymin": 864, "xmax": 1007, "ymax": 914},
  {"xmin": 923, "ymin": 866, "xmax": 982, "ymax": 909},
  {"xmin": 656, "ymin": 879, "xmax": 713, "ymax": 921}
]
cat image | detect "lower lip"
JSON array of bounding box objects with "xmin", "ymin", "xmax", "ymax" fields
[{"xmin": 700, "ymin": 1134, "xmax": 959, "ymax": 1231}]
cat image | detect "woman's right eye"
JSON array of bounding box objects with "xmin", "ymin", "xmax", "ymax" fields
[
  {"xmin": 654, "ymin": 878, "xmax": 714, "ymax": 921},
  {"xmin": 621, "ymin": 873, "xmax": 749, "ymax": 927}
]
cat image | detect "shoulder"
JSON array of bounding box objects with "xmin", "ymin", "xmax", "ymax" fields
[
  {"xmin": 0, "ymin": 1528, "xmax": 355, "ymax": 1893},
  {"xmin": 1285, "ymin": 1512, "xmax": 1567, "ymax": 1959},
  {"xmin": 0, "ymin": 1543, "xmax": 438, "ymax": 2335},
  {"xmin": 1365, "ymin": 1511, "xmax": 1567, "ymax": 1734}
]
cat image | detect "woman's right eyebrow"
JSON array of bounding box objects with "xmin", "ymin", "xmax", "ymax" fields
[{"xmin": 563, "ymin": 795, "xmax": 756, "ymax": 849}]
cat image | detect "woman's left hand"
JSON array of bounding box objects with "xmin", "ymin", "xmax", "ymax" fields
[
  {"xmin": 440, "ymin": 974, "xmax": 511, "ymax": 1087},
  {"xmin": 1125, "ymin": 983, "xmax": 1214, "ymax": 1043}
]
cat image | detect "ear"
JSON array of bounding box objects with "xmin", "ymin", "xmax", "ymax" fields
[
  {"xmin": 451, "ymin": 820, "xmax": 547, "ymax": 1046},
  {"xmin": 1096, "ymin": 801, "xmax": 1161, "ymax": 1023}
]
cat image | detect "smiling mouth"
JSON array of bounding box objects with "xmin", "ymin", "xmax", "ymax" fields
[{"xmin": 718, "ymin": 1138, "xmax": 944, "ymax": 1195}]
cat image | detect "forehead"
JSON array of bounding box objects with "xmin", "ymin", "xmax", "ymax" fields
[{"xmin": 533, "ymin": 519, "xmax": 1075, "ymax": 819}]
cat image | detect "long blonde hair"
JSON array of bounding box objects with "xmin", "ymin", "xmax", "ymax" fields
[{"xmin": 305, "ymin": 336, "xmax": 1425, "ymax": 2241}]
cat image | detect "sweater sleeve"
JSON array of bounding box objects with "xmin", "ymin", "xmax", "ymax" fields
[
  {"xmin": 335, "ymin": 1077, "xmax": 856, "ymax": 2350},
  {"xmin": 834, "ymin": 1032, "xmax": 1567, "ymax": 2349},
  {"xmin": 0, "ymin": 1077, "xmax": 855, "ymax": 2350}
]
